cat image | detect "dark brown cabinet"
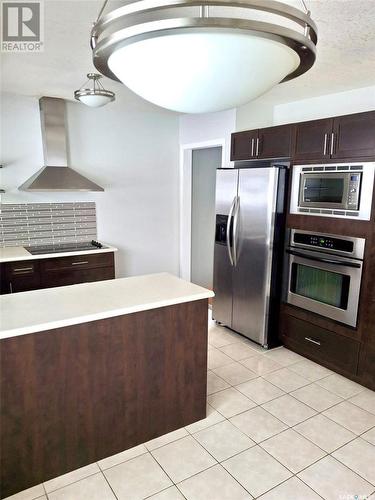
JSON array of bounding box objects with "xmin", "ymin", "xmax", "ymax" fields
[
  {"xmin": 231, "ymin": 130, "xmax": 258, "ymax": 161},
  {"xmin": 332, "ymin": 111, "xmax": 375, "ymax": 159},
  {"xmin": 231, "ymin": 125, "xmax": 293, "ymax": 161},
  {"xmin": 0, "ymin": 252, "xmax": 115, "ymax": 294},
  {"xmin": 294, "ymin": 118, "xmax": 333, "ymax": 161},
  {"xmin": 294, "ymin": 111, "xmax": 375, "ymax": 161}
]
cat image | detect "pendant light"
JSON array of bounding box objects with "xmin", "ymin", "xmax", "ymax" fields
[
  {"xmin": 90, "ymin": 0, "xmax": 317, "ymax": 114},
  {"xmin": 74, "ymin": 73, "xmax": 115, "ymax": 107}
]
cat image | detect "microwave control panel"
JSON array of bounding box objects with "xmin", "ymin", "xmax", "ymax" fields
[{"xmin": 347, "ymin": 173, "xmax": 361, "ymax": 209}]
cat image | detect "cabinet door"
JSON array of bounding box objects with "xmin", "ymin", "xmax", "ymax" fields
[
  {"xmin": 41, "ymin": 267, "xmax": 115, "ymax": 289},
  {"xmin": 294, "ymin": 119, "xmax": 333, "ymax": 161},
  {"xmin": 230, "ymin": 130, "xmax": 258, "ymax": 161},
  {"xmin": 332, "ymin": 111, "xmax": 375, "ymax": 159},
  {"xmin": 258, "ymin": 124, "xmax": 293, "ymax": 159},
  {"xmin": 1, "ymin": 261, "xmax": 41, "ymax": 294}
]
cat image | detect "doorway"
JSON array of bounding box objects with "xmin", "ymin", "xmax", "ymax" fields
[{"xmin": 190, "ymin": 146, "xmax": 222, "ymax": 289}]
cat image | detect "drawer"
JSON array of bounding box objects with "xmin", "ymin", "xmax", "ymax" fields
[
  {"xmin": 1, "ymin": 261, "xmax": 41, "ymax": 294},
  {"xmin": 7, "ymin": 260, "xmax": 40, "ymax": 277},
  {"xmin": 41, "ymin": 267, "xmax": 115, "ymax": 289},
  {"xmin": 41, "ymin": 252, "xmax": 114, "ymax": 272},
  {"xmin": 280, "ymin": 314, "xmax": 360, "ymax": 374}
]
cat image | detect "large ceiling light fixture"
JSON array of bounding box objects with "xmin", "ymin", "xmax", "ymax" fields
[{"xmin": 90, "ymin": 0, "xmax": 317, "ymax": 113}]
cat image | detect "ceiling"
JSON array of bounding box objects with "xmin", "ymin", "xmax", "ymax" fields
[{"xmin": 1, "ymin": 0, "xmax": 375, "ymax": 109}]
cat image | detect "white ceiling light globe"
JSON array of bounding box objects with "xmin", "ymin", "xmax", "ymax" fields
[
  {"xmin": 78, "ymin": 94, "xmax": 114, "ymax": 108},
  {"xmin": 108, "ymin": 31, "xmax": 300, "ymax": 113}
]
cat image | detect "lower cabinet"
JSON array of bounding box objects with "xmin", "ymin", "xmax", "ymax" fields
[
  {"xmin": 357, "ymin": 345, "xmax": 375, "ymax": 390},
  {"xmin": 279, "ymin": 313, "xmax": 360, "ymax": 376},
  {"xmin": 0, "ymin": 252, "xmax": 115, "ymax": 294}
]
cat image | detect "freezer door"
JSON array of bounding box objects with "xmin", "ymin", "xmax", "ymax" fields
[
  {"xmin": 232, "ymin": 167, "xmax": 279, "ymax": 345},
  {"xmin": 212, "ymin": 169, "xmax": 238, "ymax": 327}
]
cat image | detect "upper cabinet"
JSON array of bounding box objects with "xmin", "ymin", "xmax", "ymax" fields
[
  {"xmin": 294, "ymin": 111, "xmax": 375, "ymax": 161},
  {"xmin": 231, "ymin": 111, "xmax": 375, "ymax": 163},
  {"xmin": 231, "ymin": 125, "xmax": 293, "ymax": 161},
  {"xmin": 332, "ymin": 112, "xmax": 375, "ymax": 159},
  {"xmin": 294, "ymin": 118, "xmax": 333, "ymax": 161}
]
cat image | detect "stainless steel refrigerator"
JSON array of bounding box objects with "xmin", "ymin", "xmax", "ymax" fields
[{"xmin": 212, "ymin": 163, "xmax": 289, "ymax": 348}]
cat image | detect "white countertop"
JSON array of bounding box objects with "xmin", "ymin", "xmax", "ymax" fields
[
  {"xmin": 0, "ymin": 273, "xmax": 214, "ymax": 339},
  {"xmin": 0, "ymin": 244, "xmax": 117, "ymax": 263}
]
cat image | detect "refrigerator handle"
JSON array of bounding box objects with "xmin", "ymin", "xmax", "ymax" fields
[
  {"xmin": 233, "ymin": 196, "xmax": 240, "ymax": 266},
  {"xmin": 226, "ymin": 197, "xmax": 236, "ymax": 266}
]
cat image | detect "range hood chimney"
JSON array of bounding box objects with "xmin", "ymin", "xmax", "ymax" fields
[{"xmin": 19, "ymin": 97, "xmax": 104, "ymax": 192}]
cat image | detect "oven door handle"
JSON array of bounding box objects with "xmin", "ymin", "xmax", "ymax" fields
[{"xmin": 286, "ymin": 249, "xmax": 361, "ymax": 268}]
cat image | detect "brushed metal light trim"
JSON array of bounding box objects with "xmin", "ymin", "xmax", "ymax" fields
[
  {"xmin": 93, "ymin": 18, "xmax": 316, "ymax": 84},
  {"xmin": 74, "ymin": 88, "xmax": 115, "ymax": 102},
  {"xmin": 92, "ymin": 0, "xmax": 318, "ymax": 43}
]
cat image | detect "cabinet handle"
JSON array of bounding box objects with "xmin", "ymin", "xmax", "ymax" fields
[
  {"xmin": 330, "ymin": 132, "xmax": 335, "ymax": 155},
  {"xmin": 251, "ymin": 138, "xmax": 255, "ymax": 157},
  {"xmin": 305, "ymin": 336, "xmax": 321, "ymax": 346},
  {"xmin": 323, "ymin": 133, "xmax": 328, "ymax": 155},
  {"xmin": 256, "ymin": 138, "xmax": 260, "ymax": 156},
  {"xmin": 71, "ymin": 261, "xmax": 89, "ymax": 266},
  {"xmin": 9, "ymin": 282, "xmax": 13, "ymax": 294},
  {"xmin": 13, "ymin": 267, "xmax": 33, "ymax": 272}
]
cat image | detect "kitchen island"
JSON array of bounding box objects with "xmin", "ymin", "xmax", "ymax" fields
[{"xmin": 0, "ymin": 273, "xmax": 214, "ymax": 498}]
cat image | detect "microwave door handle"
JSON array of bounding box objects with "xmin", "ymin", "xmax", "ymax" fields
[
  {"xmin": 286, "ymin": 249, "xmax": 361, "ymax": 269},
  {"xmin": 226, "ymin": 197, "xmax": 236, "ymax": 266}
]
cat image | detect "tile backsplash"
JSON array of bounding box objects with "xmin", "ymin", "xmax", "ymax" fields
[{"xmin": 0, "ymin": 202, "xmax": 97, "ymax": 247}]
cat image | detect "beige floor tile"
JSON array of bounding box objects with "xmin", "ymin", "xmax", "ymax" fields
[
  {"xmin": 146, "ymin": 428, "xmax": 188, "ymax": 451},
  {"xmin": 208, "ymin": 348, "xmax": 233, "ymax": 370},
  {"xmin": 258, "ymin": 476, "xmax": 321, "ymax": 500},
  {"xmin": 316, "ymin": 373, "xmax": 366, "ymax": 398},
  {"xmin": 349, "ymin": 389, "xmax": 375, "ymax": 415},
  {"xmin": 288, "ymin": 359, "xmax": 333, "ymax": 381},
  {"xmin": 213, "ymin": 362, "xmax": 257, "ymax": 386},
  {"xmin": 222, "ymin": 446, "xmax": 292, "ymax": 498},
  {"xmin": 230, "ymin": 406, "xmax": 287, "ymax": 443},
  {"xmin": 240, "ymin": 355, "xmax": 282, "ymax": 375},
  {"xmin": 263, "ymin": 367, "xmax": 310, "ymax": 392},
  {"xmin": 3, "ymin": 484, "xmax": 45, "ymax": 500},
  {"xmin": 193, "ymin": 420, "xmax": 255, "ymax": 461},
  {"xmin": 147, "ymin": 486, "xmax": 185, "ymax": 499},
  {"xmin": 323, "ymin": 401, "xmax": 375, "ymax": 435},
  {"xmin": 208, "ymin": 387, "xmax": 256, "ymax": 418},
  {"xmin": 235, "ymin": 378, "xmax": 285, "ymax": 405},
  {"xmin": 294, "ymin": 414, "xmax": 356, "ymax": 453},
  {"xmin": 291, "ymin": 382, "xmax": 343, "ymax": 411},
  {"xmin": 178, "ymin": 464, "xmax": 252, "ymax": 500},
  {"xmin": 219, "ymin": 342, "xmax": 260, "ymax": 361},
  {"xmin": 104, "ymin": 453, "xmax": 172, "ymax": 500},
  {"xmin": 362, "ymin": 427, "xmax": 375, "ymax": 445},
  {"xmin": 207, "ymin": 371, "xmax": 230, "ymax": 395},
  {"xmin": 185, "ymin": 404, "xmax": 226, "ymax": 433},
  {"xmin": 264, "ymin": 347, "xmax": 304, "ymax": 366},
  {"xmin": 262, "ymin": 394, "xmax": 316, "ymax": 426},
  {"xmin": 208, "ymin": 327, "xmax": 242, "ymax": 348},
  {"xmin": 260, "ymin": 428, "xmax": 326, "ymax": 473},
  {"xmin": 298, "ymin": 456, "xmax": 374, "ymax": 500},
  {"xmin": 151, "ymin": 436, "xmax": 216, "ymax": 483},
  {"xmin": 44, "ymin": 463, "xmax": 99, "ymax": 493},
  {"xmin": 239, "ymin": 339, "xmax": 268, "ymax": 354},
  {"xmin": 48, "ymin": 473, "xmax": 115, "ymax": 500},
  {"xmin": 98, "ymin": 444, "xmax": 147, "ymax": 470},
  {"xmin": 333, "ymin": 437, "xmax": 375, "ymax": 485}
]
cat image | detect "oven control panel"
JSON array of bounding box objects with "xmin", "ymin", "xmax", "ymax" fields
[{"xmin": 293, "ymin": 232, "xmax": 354, "ymax": 253}]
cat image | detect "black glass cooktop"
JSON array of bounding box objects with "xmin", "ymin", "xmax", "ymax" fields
[{"xmin": 27, "ymin": 240, "xmax": 106, "ymax": 255}]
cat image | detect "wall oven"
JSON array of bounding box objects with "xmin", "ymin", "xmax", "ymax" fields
[
  {"xmin": 285, "ymin": 230, "xmax": 365, "ymax": 327},
  {"xmin": 289, "ymin": 162, "xmax": 375, "ymax": 220}
]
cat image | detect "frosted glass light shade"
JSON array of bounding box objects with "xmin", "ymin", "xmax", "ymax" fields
[
  {"xmin": 77, "ymin": 94, "xmax": 114, "ymax": 107},
  {"xmin": 108, "ymin": 32, "xmax": 300, "ymax": 113}
]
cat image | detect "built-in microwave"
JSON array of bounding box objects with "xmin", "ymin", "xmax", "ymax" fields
[{"xmin": 289, "ymin": 162, "xmax": 375, "ymax": 220}]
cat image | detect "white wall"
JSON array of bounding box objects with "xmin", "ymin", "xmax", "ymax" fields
[
  {"xmin": 0, "ymin": 92, "xmax": 180, "ymax": 278},
  {"xmin": 274, "ymin": 86, "xmax": 375, "ymax": 125},
  {"xmin": 179, "ymin": 109, "xmax": 236, "ymax": 168}
]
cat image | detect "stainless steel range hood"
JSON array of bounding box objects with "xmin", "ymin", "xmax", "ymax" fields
[{"xmin": 19, "ymin": 97, "xmax": 104, "ymax": 192}]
